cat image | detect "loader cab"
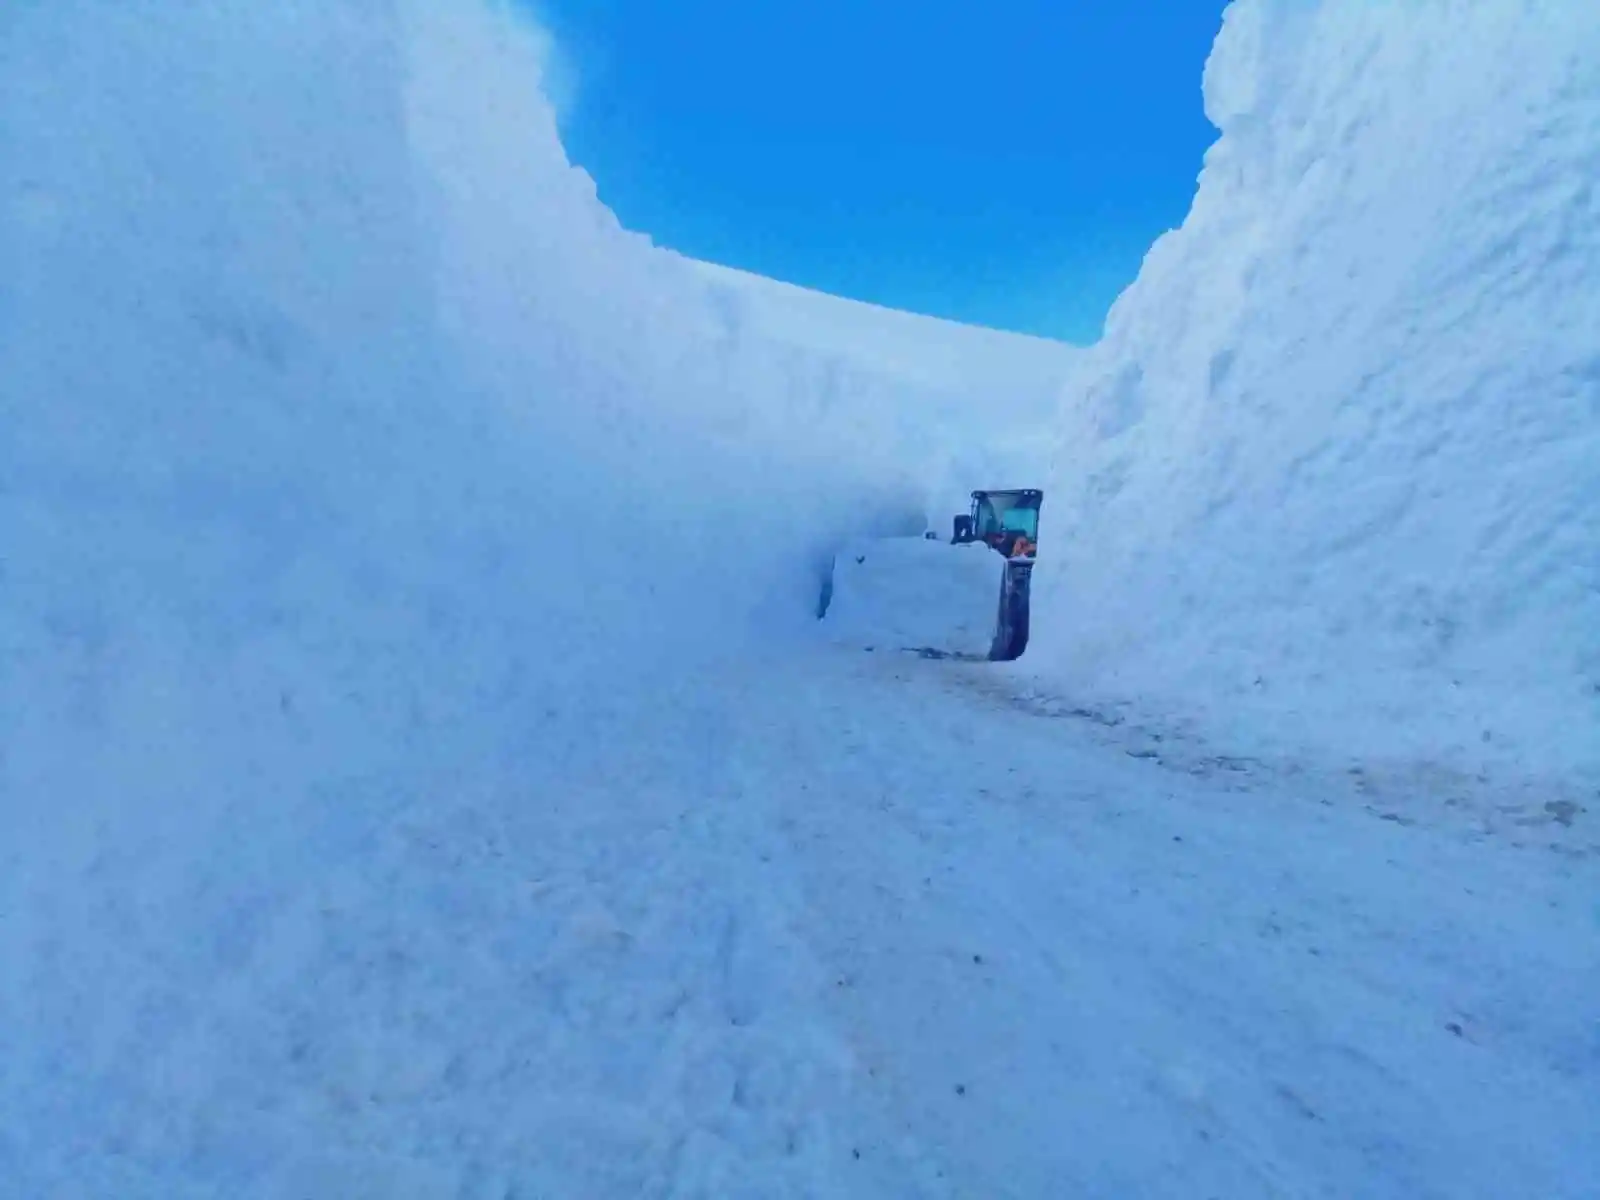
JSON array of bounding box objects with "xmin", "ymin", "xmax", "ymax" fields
[{"xmin": 953, "ymin": 488, "xmax": 1043, "ymax": 558}]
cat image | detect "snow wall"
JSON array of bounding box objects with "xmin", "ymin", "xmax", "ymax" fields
[
  {"xmin": 1030, "ymin": 0, "xmax": 1600, "ymax": 782},
  {"xmin": 0, "ymin": 2, "xmax": 1073, "ymax": 835},
  {"xmin": 6, "ymin": 0, "xmax": 1597, "ymax": 840}
]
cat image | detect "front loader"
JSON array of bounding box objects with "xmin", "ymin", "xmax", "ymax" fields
[
  {"xmin": 950, "ymin": 489, "xmax": 1041, "ymax": 661},
  {"xmin": 819, "ymin": 487, "xmax": 1045, "ymax": 663}
]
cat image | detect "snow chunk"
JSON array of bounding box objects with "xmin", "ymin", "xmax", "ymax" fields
[{"xmin": 823, "ymin": 538, "xmax": 1005, "ymax": 659}]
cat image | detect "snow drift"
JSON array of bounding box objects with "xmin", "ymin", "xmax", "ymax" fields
[
  {"xmin": 0, "ymin": 4, "xmax": 1074, "ymax": 1189},
  {"xmin": 1030, "ymin": 0, "xmax": 1600, "ymax": 782}
]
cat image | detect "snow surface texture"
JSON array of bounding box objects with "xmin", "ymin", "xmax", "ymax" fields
[
  {"xmin": 823, "ymin": 538, "xmax": 1005, "ymax": 659},
  {"xmin": 1030, "ymin": 0, "xmax": 1600, "ymax": 785}
]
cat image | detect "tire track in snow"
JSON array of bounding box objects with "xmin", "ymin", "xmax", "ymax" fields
[{"xmin": 727, "ymin": 644, "xmax": 1600, "ymax": 1200}]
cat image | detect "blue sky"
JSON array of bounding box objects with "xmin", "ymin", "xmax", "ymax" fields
[{"xmin": 526, "ymin": 1, "xmax": 1227, "ymax": 345}]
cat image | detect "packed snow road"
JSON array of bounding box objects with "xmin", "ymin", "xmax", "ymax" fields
[
  {"xmin": 746, "ymin": 648, "xmax": 1598, "ymax": 1198},
  {"xmin": 5, "ymin": 643, "xmax": 1595, "ymax": 1199}
]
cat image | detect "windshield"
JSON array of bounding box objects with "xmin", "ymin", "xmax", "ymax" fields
[{"xmin": 975, "ymin": 494, "xmax": 1039, "ymax": 539}]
